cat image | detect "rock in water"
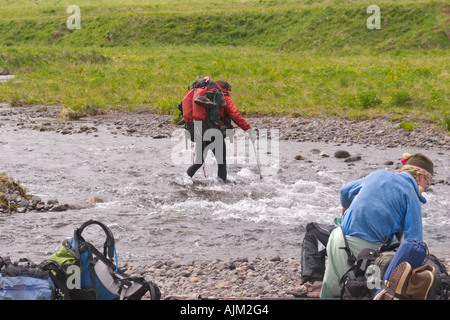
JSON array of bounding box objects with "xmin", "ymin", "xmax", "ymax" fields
[{"xmin": 334, "ymin": 150, "xmax": 351, "ymax": 158}]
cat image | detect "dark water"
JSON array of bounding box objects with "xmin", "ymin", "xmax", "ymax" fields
[{"xmin": 0, "ymin": 121, "xmax": 449, "ymax": 265}]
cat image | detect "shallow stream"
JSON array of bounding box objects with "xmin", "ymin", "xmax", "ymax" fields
[{"xmin": 0, "ymin": 118, "xmax": 448, "ymax": 265}]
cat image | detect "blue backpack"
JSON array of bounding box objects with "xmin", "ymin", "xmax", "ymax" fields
[
  {"xmin": 0, "ymin": 257, "xmax": 69, "ymax": 300},
  {"xmin": 48, "ymin": 219, "xmax": 160, "ymax": 300}
]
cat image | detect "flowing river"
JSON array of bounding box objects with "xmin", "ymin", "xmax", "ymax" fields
[{"xmin": 0, "ymin": 114, "xmax": 449, "ymax": 266}]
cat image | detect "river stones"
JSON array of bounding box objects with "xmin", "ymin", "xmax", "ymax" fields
[{"xmin": 334, "ymin": 150, "xmax": 351, "ymax": 158}]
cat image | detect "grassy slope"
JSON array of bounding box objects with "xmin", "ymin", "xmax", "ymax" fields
[{"xmin": 0, "ymin": 0, "xmax": 449, "ymax": 128}]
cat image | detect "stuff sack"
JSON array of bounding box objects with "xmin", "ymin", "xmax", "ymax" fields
[
  {"xmin": 381, "ymin": 238, "xmax": 427, "ymax": 282},
  {"xmin": 0, "ymin": 256, "xmax": 68, "ymax": 300},
  {"xmin": 48, "ymin": 219, "xmax": 161, "ymax": 300}
]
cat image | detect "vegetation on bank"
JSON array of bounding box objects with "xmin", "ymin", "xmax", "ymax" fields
[
  {"xmin": 0, "ymin": 173, "xmax": 28, "ymax": 211},
  {"xmin": 0, "ymin": 0, "xmax": 448, "ymax": 130}
]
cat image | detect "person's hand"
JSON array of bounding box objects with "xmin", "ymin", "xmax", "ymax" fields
[{"xmin": 248, "ymin": 128, "xmax": 257, "ymax": 143}]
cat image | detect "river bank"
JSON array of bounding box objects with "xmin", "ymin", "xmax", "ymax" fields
[
  {"xmin": 1, "ymin": 104, "xmax": 449, "ymax": 151},
  {"xmin": 1, "ymin": 104, "xmax": 449, "ymax": 300},
  {"xmin": 126, "ymin": 254, "xmax": 450, "ymax": 300}
]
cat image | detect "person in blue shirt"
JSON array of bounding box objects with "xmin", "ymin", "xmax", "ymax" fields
[{"xmin": 320, "ymin": 153, "xmax": 434, "ymax": 298}]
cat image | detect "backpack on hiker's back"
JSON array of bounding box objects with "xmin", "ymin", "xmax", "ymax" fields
[{"xmin": 180, "ymin": 76, "xmax": 232, "ymax": 142}]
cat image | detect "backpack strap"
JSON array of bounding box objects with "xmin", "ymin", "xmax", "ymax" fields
[
  {"xmin": 39, "ymin": 260, "xmax": 71, "ymax": 300},
  {"xmin": 380, "ymin": 282, "xmax": 412, "ymax": 300},
  {"xmin": 339, "ymin": 227, "xmax": 356, "ymax": 266},
  {"xmin": 0, "ymin": 256, "xmax": 6, "ymax": 271},
  {"xmin": 75, "ymin": 219, "xmax": 116, "ymax": 261},
  {"xmin": 73, "ymin": 220, "xmax": 117, "ymax": 297}
]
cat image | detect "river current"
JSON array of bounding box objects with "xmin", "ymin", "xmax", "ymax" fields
[{"xmin": 0, "ymin": 120, "xmax": 449, "ymax": 265}]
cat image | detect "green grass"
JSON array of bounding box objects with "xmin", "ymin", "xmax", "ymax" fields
[{"xmin": 0, "ymin": 0, "xmax": 449, "ymax": 128}]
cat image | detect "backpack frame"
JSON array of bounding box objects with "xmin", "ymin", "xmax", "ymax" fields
[{"xmin": 48, "ymin": 219, "xmax": 161, "ymax": 300}]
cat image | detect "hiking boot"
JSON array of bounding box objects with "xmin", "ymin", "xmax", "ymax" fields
[
  {"xmin": 374, "ymin": 261, "xmax": 412, "ymax": 300},
  {"xmin": 287, "ymin": 281, "xmax": 322, "ymax": 298},
  {"xmin": 194, "ymin": 95, "xmax": 215, "ymax": 108},
  {"xmin": 405, "ymin": 265, "xmax": 435, "ymax": 300}
]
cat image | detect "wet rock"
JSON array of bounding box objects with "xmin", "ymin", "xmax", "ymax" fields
[
  {"xmin": 67, "ymin": 203, "xmax": 89, "ymax": 210},
  {"xmin": 35, "ymin": 202, "xmax": 45, "ymax": 211},
  {"xmin": 334, "ymin": 150, "xmax": 351, "ymax": 158},
  {"xmin": 345, "ymin": 155, "xmax": 362, "ymax": 162},
  {"xmin": 47, "ymin": 197, "xmax": 59, "ymax": 205},
  {"xmin": 17, "ymin": 207, "xmax": 26, "ymax": 213},
  {"xmin": 50, "ymin": 204, "xmax": 68, "ymax": 212},
  {"xmin": 18, "ymin": 199, "xmax": 29, "ymax": 207}
]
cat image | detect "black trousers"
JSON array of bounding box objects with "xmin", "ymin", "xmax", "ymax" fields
[
  {"xmin": 187, "ymin": 138, "xmax": 227, "ymax": 182},
  {"xmin": 301, "ymin": 223, "xmax": 335, "ymax": 283}
]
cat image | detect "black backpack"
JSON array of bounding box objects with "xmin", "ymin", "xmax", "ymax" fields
[{"xmin": 423, "ymin": 254, "xmax": 450, "ymax": 300}]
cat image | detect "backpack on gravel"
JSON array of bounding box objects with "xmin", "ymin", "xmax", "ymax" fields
[
  {"xmin": 340, "ymin": 236, "xmax": 450, "ymax": 300},
  {"xmin": 0, "ymin": 256, "xmax": 69, "ymax": 300},
  {"xmin": 48, "ymin": 219, "xmax": 161, "ymax": 300}
]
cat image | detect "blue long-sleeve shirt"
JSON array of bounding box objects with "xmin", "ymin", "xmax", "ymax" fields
[{"xmin": 340, "ymin": 170, "xmax": 426, "ymax": 243}]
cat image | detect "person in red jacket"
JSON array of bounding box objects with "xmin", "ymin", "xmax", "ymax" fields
[{"xmin": 183, "ymin": 78, "xmax": 256, "ymax": 182}]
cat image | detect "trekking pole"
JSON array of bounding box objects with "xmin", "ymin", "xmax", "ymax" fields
[{"xmin": 251, "ymin": 137, "xmax": 262, "ymax": 180}]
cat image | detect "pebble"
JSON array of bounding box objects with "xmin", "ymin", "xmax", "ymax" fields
[
  {"xmin": 0, "ymin": 105, "xmax": 448, "ymax": 150},
  {"xmin": 127, "ymin": 256, "xmax": 303, "ymax": 300}
]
